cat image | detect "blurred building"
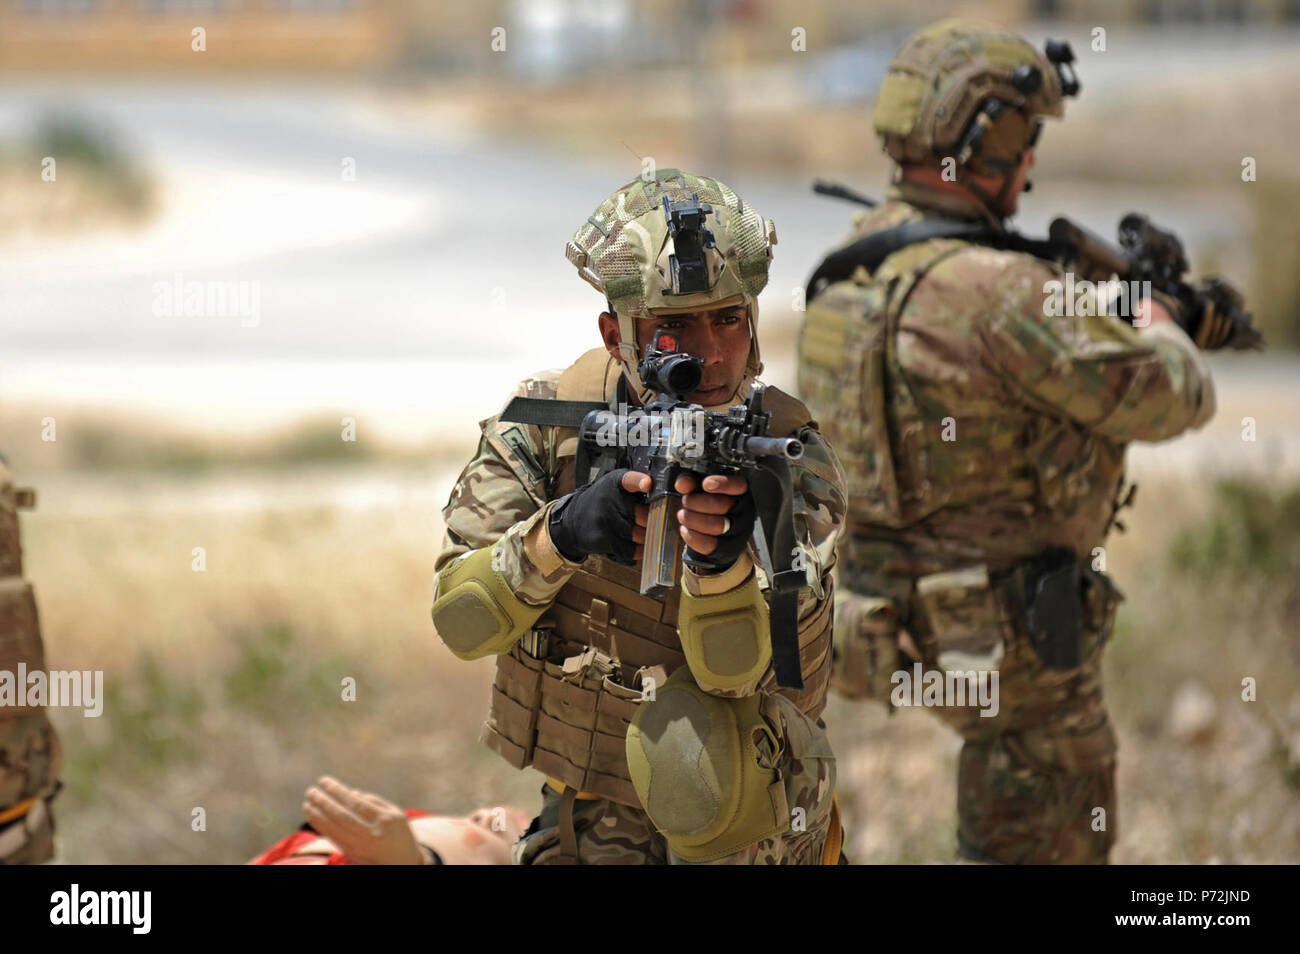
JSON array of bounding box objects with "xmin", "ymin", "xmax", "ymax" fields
[
  {"xmin": 2, "ymin": 0, "xmax": 1295, "ymax": 77},
  {"xmin": 1029, "ymin": 0, "xmax": 1300, "ymax": 21},
  {"xmin": 0, "ymin": 0, "xmax": 400, "ymax": 73}
]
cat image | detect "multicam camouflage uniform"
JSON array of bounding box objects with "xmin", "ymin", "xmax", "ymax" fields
[
  {"xmin": 800, "ymin": 22, "xmax": 1216, "ymax": 863},
  {"xmin": 0, "ymin": 459, "xmax": 60, "ymax": 864},
  {"xmin": 432, "ymin": 170, "xmax": 847, "ymax": 865}
]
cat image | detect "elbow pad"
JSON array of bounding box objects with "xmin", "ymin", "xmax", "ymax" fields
[
  {"xmin": 431, "ymin": 545, "xmax": 549, "ymax": 660},
  {"xmin": 677, "ymin": 572, "xmax": 771, "ymax": 695}
]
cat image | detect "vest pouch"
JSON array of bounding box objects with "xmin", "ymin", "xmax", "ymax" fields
[
  {"xmin": 480, "ymin": 641, "xmax": 546, "ymax": 770},
  {"xmin": 533, "ymin": 649, "xmax": 641, "ymax": 807},
  {"xmin": 915, "ymin": 565, "xmax": 1007, "ymax": 674}
]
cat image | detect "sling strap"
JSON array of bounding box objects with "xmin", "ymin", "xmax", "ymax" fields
[{"xmin": 806, "ymin": 218, "xmax": 1065, "ymax": 303}]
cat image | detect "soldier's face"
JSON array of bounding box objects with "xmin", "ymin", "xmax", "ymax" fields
[{"xmin": 600, "ymin": 304, "xmax": 752, "ymax": 406}]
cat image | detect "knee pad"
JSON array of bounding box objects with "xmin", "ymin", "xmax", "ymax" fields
[
  {"xmin": 431, "ymin": 546, "xmax": 547, "ymax": 660},
  {"xmin": 625, "ymin": 668, "xmax": 787, "ymax": 862}
]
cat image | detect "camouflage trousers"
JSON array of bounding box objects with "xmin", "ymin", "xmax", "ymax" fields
[
  {"xmin": 923, "ymin": 633, "xmax": 1117, "ymax": 865},
  {"xmin": 513, "ymin": 695, "xmax": 841, "ymax": 865},
  {"xmin": 834, "ymin": 577, "xmax": 1119, "ymax": 864}
]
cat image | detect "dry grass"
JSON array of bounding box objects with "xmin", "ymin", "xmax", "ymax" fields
[{"xmin": 19, "ymin": 457, "xmax": 1300, "ymax": 864}]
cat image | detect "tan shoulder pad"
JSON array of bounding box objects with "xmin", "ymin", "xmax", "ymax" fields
[
  {"xmin": 557, "ymin": 347, "xmax": 622, "ymax": 402},
  {"xmin": 759, "ymin": 385, "xmax": 815, "ymax": 437}
]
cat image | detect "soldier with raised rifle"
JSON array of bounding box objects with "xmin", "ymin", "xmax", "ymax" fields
[
  {"xmin": 801, "ymin": 20, "xmax": 1250, "ymax": 863},
  {"xmin": 431, "ymin": 169, "xmax": 847, "ymax": 865}
]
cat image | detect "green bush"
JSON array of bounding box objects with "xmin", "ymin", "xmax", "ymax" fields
[
  {"xmin": 1168, "ymin": 477, "xmax": 1300, "ymax": 582},
  {"xmin": 223, "ymin": 622, "xmax": 356, "ymax": 717}
]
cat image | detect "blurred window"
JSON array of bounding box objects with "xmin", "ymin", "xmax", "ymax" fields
[
  {"xmin": 137, "ymin": 0, "xmax": 229, "ymax": 13},
  {"xmin": 17, "ymin": 0, "xmax": 106, "ymax": 13},
  {"xmin": 270, "ymin": 0, "xmax": 357, "ymax": 10}
]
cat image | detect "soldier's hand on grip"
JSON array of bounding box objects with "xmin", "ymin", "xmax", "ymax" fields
[
  {"xmin": 675, "ymin": 473, "xmax": 757, "ymax": 573},
  {"xmin": 548, "ymin": 468, "xmax": 651, "ymax": 565},
  {"xmin": 1191, "ymin": 279, "xmax": 1247, "ymax": 351},
  {"xmin": 1192, "ymin": 300, "xmax": 1233, "ymax": 350}
]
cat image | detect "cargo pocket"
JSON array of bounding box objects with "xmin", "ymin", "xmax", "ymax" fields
[
  {"xmin": 830, "ymin": 592, "xmax": 902, "ymax": 702},
  {"xmin": 915, "ymin": 565, "xmax": 1007, "ymax": 673}
]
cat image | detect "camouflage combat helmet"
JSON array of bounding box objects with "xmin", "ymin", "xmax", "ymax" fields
[
  {"xmin": 872, "ymin": 20, "xmax": 1079, "ymax": 179},
  {"xmin": 566, "ymin": 168, "xmax": 777, "ymax": 401}
]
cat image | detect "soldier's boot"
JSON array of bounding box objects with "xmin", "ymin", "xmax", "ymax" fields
[{"xmin": 955, "ymin": 717, "xmax": 1117, "ymax": 864}]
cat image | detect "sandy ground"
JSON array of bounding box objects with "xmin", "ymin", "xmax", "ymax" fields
[{"xmin": 12, "ymin": 448, "xmax": 1296, "ymax": 865}]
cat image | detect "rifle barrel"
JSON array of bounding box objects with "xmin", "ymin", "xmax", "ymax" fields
[{"xmin": 743, "ymin": 436, "xmax": 803, "ymax": 461}]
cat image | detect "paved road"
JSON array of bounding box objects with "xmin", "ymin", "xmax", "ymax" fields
[{"xmin": 0, "ymin": 74, "xmax": 1294, "ymax": 473}]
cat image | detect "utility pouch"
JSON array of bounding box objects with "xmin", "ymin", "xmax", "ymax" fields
[
  {"xmin": 532, "ymin": 648, "xmax": 642, "ymax": 807},
  {"xmin": 830, "ymin": 592, "xmax": 902, "ymax": 701},
  {"xmin": 1022, "ymin": 548, "xmax": 1084, "ymax": 671},
  {"xmin": 915, "ymin": 565, "xmax": 1006, "ymax": 673}
]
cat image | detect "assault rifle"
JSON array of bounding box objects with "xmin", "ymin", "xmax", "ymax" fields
[
  {"xmin": 1048, "ymin": 214, "xmax": 1262, "ymax": 350},
  {"xmin": 499, "ymin": 330, "xmax": 809, "ymax": 689},
  {"xmin": 812, "ymin": 179, "xmax": 1263, "ymax": 349}
]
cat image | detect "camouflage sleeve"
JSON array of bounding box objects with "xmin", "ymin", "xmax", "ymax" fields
[
  {"xmin": 787, "ymin": 425, "xmax": 847, "ymax": 598},
  {"xmin": 434, "ymin": 374, "xmax": 584, "ymax": 614},
  {"xmin": 978, "ymin": 258, "xmax": 1217, "ymax": 443}
]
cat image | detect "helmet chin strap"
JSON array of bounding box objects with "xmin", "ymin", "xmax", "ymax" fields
[
  {"xmin": 722, "ymin": 303, "xmax": 762, "ymax": 410},
  {"xmin": 615, "ymin": 312, "xmax": 650, "ymax": 402},
  {"xmin": 959, "ymin": 163, "xmax": 1020, "ymax": 223}
]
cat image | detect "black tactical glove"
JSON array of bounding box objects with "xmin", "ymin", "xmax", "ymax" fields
[
  {"xmin": 548, "ymin": 467, "xmax": 642, "ymax": 565},
  {"xmin": 1191, "ymin": 278, "xmax": 1245, "ymax": 351},
  {"xmin": 681, "ymin": 482, "xmax": 758, "ymax": 574}
]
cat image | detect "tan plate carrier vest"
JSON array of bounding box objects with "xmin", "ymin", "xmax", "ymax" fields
[
  {"xmin": 480, "ymin": 351, "xmax": 834, "ymax": 807},
  {"xmin": 799, "ymin": 237, "xmax": 1129, "ymax": 542},
  {"xmin": 0, "ymin": 461, "xmax": 59, "ymax": 862}
]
